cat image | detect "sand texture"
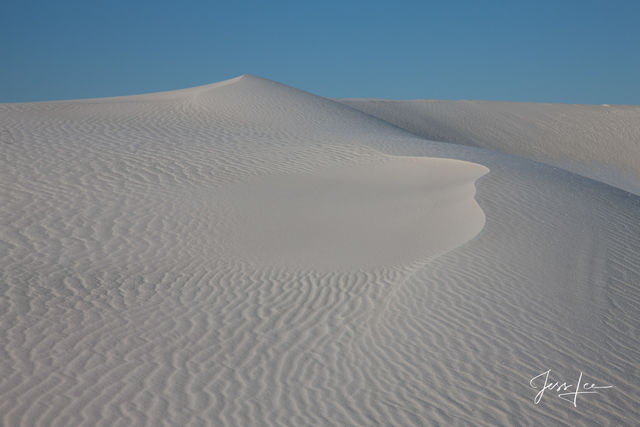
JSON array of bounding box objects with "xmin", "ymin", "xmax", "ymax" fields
[
  {"xmin": 340, "ymin": 98, "xmax": 640, "ymax": 195},
  {"xmin": 2, "ymin": 75, "xmax": 640, "ymax": 426}
]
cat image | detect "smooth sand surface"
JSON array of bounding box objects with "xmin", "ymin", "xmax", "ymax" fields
[
  {"xmin": 2, "ymin": 75, "xmax": 640, "ymax": 426},
  {"xmin": 220, "ymin": 157, "xmax": 487, "ymax": 270},
  {"xmin": 340, "ymin": 98, "xmax": 640, "ymax": 195}
]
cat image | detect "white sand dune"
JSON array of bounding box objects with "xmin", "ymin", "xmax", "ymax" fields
[
  {"xmin": 340, "ymin": 98, "xmax": 640, "ymax": 195},
  {"xmin": 1, "ymin": 75, "xmax": 640, "ymax": 426}
]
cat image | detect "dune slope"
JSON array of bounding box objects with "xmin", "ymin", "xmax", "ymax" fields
[
  {"xmin": 1, "ymin": 75, "xmax": 640, "ymax": 426},
  {"xmin": 339, "ymin": 98, "xmax": 640, "ymax": 195}
]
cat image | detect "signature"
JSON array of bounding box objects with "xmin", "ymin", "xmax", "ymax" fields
[{"xmin": 530, "ymin": 369, "xmax": 613, "ymax": 407}]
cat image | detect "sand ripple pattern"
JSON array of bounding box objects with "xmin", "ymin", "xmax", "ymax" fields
[{"xmin": 2, "ymin": 75, "xmax": 640, "ymax": 426}]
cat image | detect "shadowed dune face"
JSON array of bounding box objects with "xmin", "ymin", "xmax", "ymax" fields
[{"xmin": 219, "ymin": 156, "xmax": 488, "ymax": 270}]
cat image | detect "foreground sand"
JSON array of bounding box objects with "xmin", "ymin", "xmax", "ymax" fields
[{"xmin": 1, "ymin": 75, "xmax": 639, "ymax": 426}]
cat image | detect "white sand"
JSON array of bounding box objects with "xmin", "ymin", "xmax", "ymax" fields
[
  {"xmin": 220, "ymin": 157, "xmax": 487, "ymax": 270},
  {"xmin": 1, "ymin": 75, "xmax": 639, "ymax": 426},
  {"xmin": 339, "ymin": 98, "xmax": 640, "ymax": 195}
]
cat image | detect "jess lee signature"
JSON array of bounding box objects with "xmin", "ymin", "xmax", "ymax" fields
[{"xmin": 530, "ymin": 369, "xmax": 613, "ymax": 407}]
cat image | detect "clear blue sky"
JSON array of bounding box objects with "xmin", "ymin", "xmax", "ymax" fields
[{"xmin": 2, "ymin": 0, "xmax": 640, "ymax": 104}]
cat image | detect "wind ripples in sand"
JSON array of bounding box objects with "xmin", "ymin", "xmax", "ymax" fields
[{"xmin": 2, "ymin": 75, "xmax": 640, "ymax": 426}]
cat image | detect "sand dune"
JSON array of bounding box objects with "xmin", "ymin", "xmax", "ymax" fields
[
  {"xmin": 2, "ymin": 75, "xmax": 639, "ymax": 426},
  {"xmin": 340, "ymin": 98, "xmax": 640, "ymax": 195}
]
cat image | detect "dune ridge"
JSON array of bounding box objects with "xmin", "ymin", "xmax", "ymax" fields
[
  {"xmin": 2, "ymin": 75, "xmax": 640, "ymax": 426},
  {"xmin": 339, "ymin": 98, "xmax": 640, "ymax": 195}
]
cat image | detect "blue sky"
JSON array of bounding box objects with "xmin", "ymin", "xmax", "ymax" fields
[{"xmin": 2, "ymin": 0, "xmax": 640, "ymax": 104}]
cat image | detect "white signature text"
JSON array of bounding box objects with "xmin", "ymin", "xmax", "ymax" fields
[{"xmin": 530, "ymin": 369, "xmax": 613, "ymax": 407}]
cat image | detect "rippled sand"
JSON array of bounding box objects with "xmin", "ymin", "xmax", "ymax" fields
[{"xmin": 2, "ymin": 75, "xmax": 639, "ymax": 426}]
